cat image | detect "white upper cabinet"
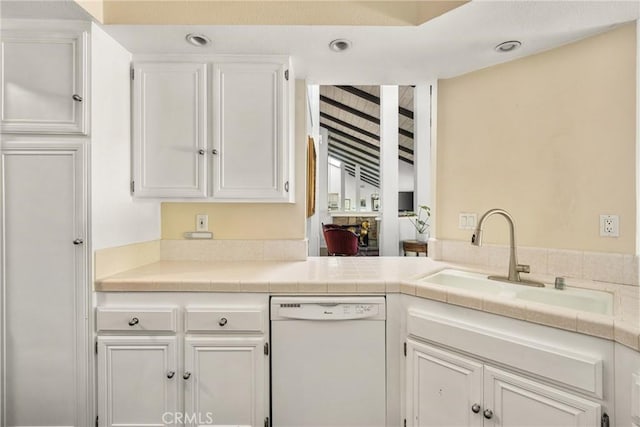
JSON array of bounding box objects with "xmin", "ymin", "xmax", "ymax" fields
[
  {"xmin": 131, "ymin": 57, "xmax": 293, "ymax": 202},
  {"xmin": 212, "ymin": 61, "xmax": 290, "ymax": 201},
  {"xmin": 132, "ymin": 62, "xmax": 207, "ymax": 198},
  {"xmin": 1, "ymin": 27, "xmax": 88, "ymax": 134}
]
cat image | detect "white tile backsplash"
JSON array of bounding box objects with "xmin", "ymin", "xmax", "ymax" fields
[
  {"xmin": 547, "ymin": 249, "xmax": 584, "ymax": 279},
  {"xmin": 518, "ymin": 247, "xmax": 548, "ymax": 275},
  {"xmin": 432, "ymin": 239, "xmax": 638, "ymax": 286},
  {"xmin": 623, "ymin": 255, "xmax": 640, "ymax": 286},
  {"xmin": 161, "ymin": 239, "xmax": 307, "ymax": 262},
  {"xmin": 583, "ymin": 252, "xmax": 625, "ymax": 284}
]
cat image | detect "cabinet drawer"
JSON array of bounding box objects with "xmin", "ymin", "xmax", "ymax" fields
[
  {"xmin": 97, "ymin": 308, "xmax": 177, "ymax": 332},
  {"xmin": 186, "ymin": 309, "xmax": 264, "ymax": 333}
]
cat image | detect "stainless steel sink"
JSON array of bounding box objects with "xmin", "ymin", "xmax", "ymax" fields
[{"xmin": 419, "ymin": 269, "xmax": 613, "ymax": 315}]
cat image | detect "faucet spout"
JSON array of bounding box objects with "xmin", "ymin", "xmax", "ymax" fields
[{"xmin": 471, "ymin": 209, "xmax": 543, "ymax": 287}]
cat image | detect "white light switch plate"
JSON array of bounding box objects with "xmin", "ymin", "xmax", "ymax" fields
[
  {"xmin": 196, "ymin": 214, "xmax": 209, "ymax": 232},
  {"xmin": 459, "ymin": 213, "xmax": 477, "ymax": 230}
]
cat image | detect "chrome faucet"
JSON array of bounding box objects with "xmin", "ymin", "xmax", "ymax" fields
[{"xmin": 471, "ymin": 208, "xmax": 544, "ymax": 287}]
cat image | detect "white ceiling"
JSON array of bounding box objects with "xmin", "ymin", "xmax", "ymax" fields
[
  {"xmin": 101, "ymin": 1, "xmax": 640, "ymax": 84},
  {"xmin": 2, "ymin": 1, "xmax": 639, "ymax": 84}
]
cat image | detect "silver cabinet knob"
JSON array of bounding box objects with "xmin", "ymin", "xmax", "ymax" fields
[
  {"xmin": 471, "ymin": 403, "xmax": 481, "ymax": 414},
  {"xmin": 198, "ymin": 149, "xmax": 205, "ymax": 155},
  {"xmin": 483, "ymin": 409, "xmax": 493, "ymax": 419},
  {"xmin": 72, "ymin": 94, "xmax": 83, "ymax": 102},
  {"xmin": 128, "ymin": 317, "xmax": 139, "ymax": 326},
  {"xmin": 167, "ymin": 371, "xmax": 175, "ymax": 379},
  {"xmin": 219, "ymin": 317, "xmax": 228, "ymax": 327},
  {"xmin": 212, "ymin": 149, "xmax": 218, "ymax": 155},
  {"xmin": 73, "ymin": 238, "xmax": 84, "ymax": 245},
  {"xmin": 183, "ymin": 372, "xmax": 191, "ymax": 380}
]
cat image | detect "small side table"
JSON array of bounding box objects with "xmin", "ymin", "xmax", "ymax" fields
[{"xmin": 402, "ymin": 240, "xmax": 428, "ymax": 257}]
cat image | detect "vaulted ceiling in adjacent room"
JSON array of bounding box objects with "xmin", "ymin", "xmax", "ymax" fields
[{"xmin": 321, "ymin": 85, "xmax": 415, "ymax": 188}]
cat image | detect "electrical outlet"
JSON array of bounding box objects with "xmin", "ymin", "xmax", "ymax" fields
[
  {"xmin": 196, "ymin": 214, "xmax": 209, "ymax": 232},
  {"xmin": 458, "ymin": 213, "xmax": 477, "ymax": 230},
  {"xmin": 599, "ymin": 214, "xmax": 619, "ymax": 237}
]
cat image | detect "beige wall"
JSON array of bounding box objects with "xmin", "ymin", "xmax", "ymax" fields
[
  {"xmin": 436, "ymin": 24, "xmax": 637, "ymax": 254},
  {"xmin": 78, "ymin": 0, "xmax": 466, "ymax": 26},
  {"xmin": 161, "ymin": 79, "xmax": 307, "ymax": 240}
]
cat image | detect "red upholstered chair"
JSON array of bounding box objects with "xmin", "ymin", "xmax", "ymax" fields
[{"xmin": 322, "ymin": 227, "xmax": 360, "ymax": 256}]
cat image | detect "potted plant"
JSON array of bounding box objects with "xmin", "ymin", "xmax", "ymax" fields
[{"xmin": 409, "ymin": 205, "xmax": 431, "ymax": 242}]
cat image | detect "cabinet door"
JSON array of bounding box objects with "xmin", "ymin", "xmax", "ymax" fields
[
  {"xmin": 2, "ymin": 143, "xmax": 89, "ymax": 426},
  {"xmin": 1, "ymin": 30, "xmax": 87, "ymax": 134},
  {"xmin": 133, "ymin": 62, "xmax": 207, "ymax": 197},
  {"xmin": 406, "ymin": 339, "xmax": 483, "ymax": 427},
  {"xmin": 184, "ymin": 337, "xmax": 267, "ymax": 427},
  {"xmin": 483, "ymin": 366, "xmax": 601, "ymax": 427},
  {"xmin": 212, "ymin": 62, "xmax": 290, "ymax": 201},
  {"xmin": 97, "ymin": 336, "xmax": 179, "ymax": 427}
]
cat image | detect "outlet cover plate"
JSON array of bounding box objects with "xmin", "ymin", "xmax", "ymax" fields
[{"xmin": 599, "ymin": 214, "xmax": 619, "ymax": 237}]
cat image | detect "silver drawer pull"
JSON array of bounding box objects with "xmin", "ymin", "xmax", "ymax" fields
[
  {"xmin": 471, "ymin": 403, "xmax": 481, "ymax": 414},
  {"xmin": 167, "ymin": 371, "xmax": 175, "ymax": 379},
  {"xmin": 218, "ymin": 317, "xmax": 228, "ymax": 327},
  {"xmin": 128, "ymin": 317, "xmax": 139, "ymax": 326},
  {"xmin": 198, "ymin": 149, "xmax": 205, "ymax": 155},
  {"xmin": 183, "ymin": 372, "xmax": 191, "ymax": 380},
  {"xmin": 483, "ymin": 409, "xmax": 493, "ymax": 419}
]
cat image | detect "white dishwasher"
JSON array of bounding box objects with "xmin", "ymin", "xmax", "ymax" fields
[{"xmin": 270, "ymin": 296, "xmax": 386, "ymax": 427}]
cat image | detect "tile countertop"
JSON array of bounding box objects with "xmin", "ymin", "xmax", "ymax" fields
[{"xmin": 95, "ymin": 257, "xmax": 640, "ymax": 352}]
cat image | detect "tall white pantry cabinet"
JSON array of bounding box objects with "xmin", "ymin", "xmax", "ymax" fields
[{"xmin": 0, "ymin": 20, "xmax": 92, "ymax": 427}]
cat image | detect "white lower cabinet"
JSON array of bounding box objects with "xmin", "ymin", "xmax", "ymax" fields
[
  {"xmin": 406, "ymin": 339, "xmax": 483, "ymax": 427},
  {"xmin": 97, "ymin": 301, "xmax": 269, "ymax": 427},
  {"xmin": 406, "ymin": 339, "xmax": 601, "ymax": 427},
  {"xmin": 98, "ymin": 336, "xmax": 179, "ymax": 427},
  {"xmin": 484, "ymin": 366, "xmax": 600, "ymax": 427},
  {"xmin": 184, "ymin": 337, "xmax": 266, "ymax": 427}
]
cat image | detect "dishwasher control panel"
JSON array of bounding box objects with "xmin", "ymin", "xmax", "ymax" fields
[{"xmin": 271, "ymin": 297, "xmax": 386, "ymax": 321}]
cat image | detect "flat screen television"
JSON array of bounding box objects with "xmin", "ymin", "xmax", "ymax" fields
[{"xmin": 398, "ymin": 191, "xmax": 414, "ymax": 213}]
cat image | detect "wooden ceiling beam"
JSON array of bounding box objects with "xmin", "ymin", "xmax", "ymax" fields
[
  {"xmin": 328, "ymin": 148, "xmax": 379, "ymax": 175},
  {"xmin": 328, "ymin": 151, "xmax": 380, "ymax": 180},
  {"xmin": 320, "ymin": 112, "xmax": 378, "ymax": 141},
  {"xmin": 329, "ymin": 136, "xmax": 414, "ymax": 166},
  {"xmin": 335, "ymin": 85, "xmax": 414, "ymax": 120},
  {"xmin": 320, "ymin": 122, "xmax": 414, "ymax": 157},
  {"xmin": 320, "ymin": 95, "xmax": 414, "ymax": 140},
  {"xmin": 334, "ymin": 161, "xmax": 380, "ymax": 188}
]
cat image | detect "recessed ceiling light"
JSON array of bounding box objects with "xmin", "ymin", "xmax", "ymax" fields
[
  {"xmin": 495, "ymin": 40, "xmax": 522, "ymax": 53},
  {"xmin": 329, "ymin": 39, "xmax": 352, "ymax": 52},
  {"xmin": 186, "ymin": 33, "xmax": 211, "ymax": 47}
]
